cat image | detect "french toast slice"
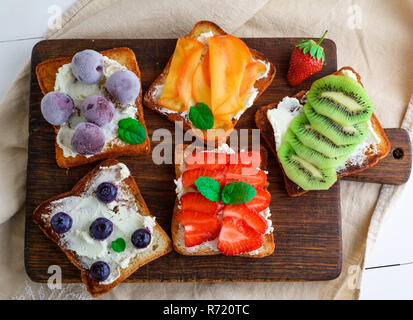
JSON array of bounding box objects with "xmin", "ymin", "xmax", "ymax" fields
[
  {"xmin": 33, "ymin": 159, "xmax": 172, "ymax": 297},
  {"xmin": 143, "ymin": 20, "xmax": 276, "ymax": 146},
  {"xmin": 255, "ymin": 67, "xmax": 391, "ymax": 197},
  {"xmin": 36, "ymin": 47, "xmax": 151, "ymax": 168},
  {"xmin": 171, "ymin": 143, "xmax": 275, "ymax": 257}
]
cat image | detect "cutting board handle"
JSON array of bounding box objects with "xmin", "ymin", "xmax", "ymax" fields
[{"xmin": 342, "ymin": 128, "xmax": 411, "ymax": 185}]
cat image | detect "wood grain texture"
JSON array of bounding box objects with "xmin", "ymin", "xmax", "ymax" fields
[
  {"xmin": 342, "ymin": 129, "xmax": 412, "ymax": 184},
  {"xmin": 25, "ymin": 38, "xmax": 341, "ymax": 282}
]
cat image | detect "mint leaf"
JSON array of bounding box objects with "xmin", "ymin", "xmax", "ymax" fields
[
  {"xmin": 189, "ymin": 103, "xmax": 214, "ymax": 130},
  {"xmin": 112, "ymin": 238, "xmax": 126, "ymax": 253},
  {"xmin": 221, "ymin": 182, "xmax": 256, "ymax": 205},
  {"xmin": 118, "ymin": 117, "xmax": 146, "ymax": 145},
  {"xmin": 194, "ymin": 176, "xmax": 221, "ymax": 202}
]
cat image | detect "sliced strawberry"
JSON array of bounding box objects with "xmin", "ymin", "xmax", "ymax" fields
[
  {"xmin": 245, "ymin": 187, "xmax": 271, "ymax": 213},
  {"xmin": 180, "ymin": 192, "xmax": 224, "ymax": 214},
  {"xmin": 177, "ymin": 210, "xmax": 220, "ymax": 247},
  {"xmin": 184, "ymin": 151, "xmax": 228, "ymax": 171},
  {"xmin": 222, "ymin": 204, "xmax": 267, "ymax": 234},
  {"xmin": 217, "ymin": 217, "xmax": 264, "ymax": 256},
  {"xmin": 181, "ymin": 168, "xmax": 226, "ymax": 188},
  {"xmin": 228, "ymin": 151, "xmax": 261, "ymax": 167},
  {"xmin": 224, "ymin": 164, "xmax": 267, "ymax": 187}
]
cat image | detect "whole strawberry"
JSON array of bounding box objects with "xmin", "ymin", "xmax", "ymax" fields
[{"xmin": 287, "ymin": 30, "xmax": 328, "ymax": 86}]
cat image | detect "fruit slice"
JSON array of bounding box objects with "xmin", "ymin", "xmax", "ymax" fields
[
  {"xmin": 277, "ymin": 142, "xmax": 337, "ymax": 190},
  {"xmin": 180, "ymin": 192, "xmax": 224, "ymax": 214},
  {"xmin": 181, "ymin": 168, "xmax": 226, "ymax": 188},
  {"xmin": 303, "ymin": 103, "xmax": 367, "ymax": 145},
  {"xmin": 192, "ymin": 62, "xmax": 211, "ymax": 107},
  {"xmin": 228, "ymin": 150, "xmax": 261, "ymax": 167},
  {"xmin": 217, "ymin": 217, "xmax": 264, "ymax": 256},
  {"xmin": 239, "ymin": 61, "xmax": 266, "ymax": 96},
  {"xmin": 212, "ymin": 114, "xmax": 234, "ymax": 131},
  {"xmin": 284, "ymin": 129, "xmax": 347, "ymax": 168},
  {"xmin": 223, "ymin": 204, "xmax": 268, "ymax": 234},
  {"xmin": 290, "ymin": 113, "xmax": 356, "ymax": 158},
  {"xmin": 245, "ymin": 187, "xmax": 271, "ymax": 213},
  {"xmin": 159, "ymin": 38, "xmax": 204, "ymax": 111},
  {"xmin": 177, "ymin": 210, "xmax": 220, "ymax": 247},
  {"xmin": 306, "ymin": 75, "xmax": 375, "ymax": 126},
  {"xmin": 184, "ymin": 151, "xmax": 228, "ymax": 171},
  {"xmin": 224, "ymin": 164, "xmax": 267, "ymax": 188}
]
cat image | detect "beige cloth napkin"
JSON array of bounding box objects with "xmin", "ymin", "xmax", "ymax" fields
[{"xmin": 1, "ymin": 0, "xmax": 412, "ymax": 300}]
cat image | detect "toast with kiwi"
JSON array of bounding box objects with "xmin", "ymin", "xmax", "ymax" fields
[
  {"xmin": 143, "ymin": 20, "xmax": 276, "ymax": 146},
  {"xmin": 36, "ymin": 47, "xmax": 151, "ymax": 168},
  {"xmin": 255, "ymin": 67, "xmax": 390, "ymax": 197},
  {"xmin": 171, "ymin": 143, "xmax": 275, "ymax": 257},
  {"xmin": 33, "ymin": 159, "xmax": 172, "ymax": 297}
]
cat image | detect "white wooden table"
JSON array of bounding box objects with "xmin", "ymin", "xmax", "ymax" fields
[{"xmin": 1, "ymin": 0, "xmax": 412, "ymax": 300}]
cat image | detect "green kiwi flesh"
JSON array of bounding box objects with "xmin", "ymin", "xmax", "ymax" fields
[
  {"xmin": 277, "ymin": 142, "xmax": 338, "ymax": 190},
  {"xmin": 284, "ymin": 129, "xmax": 348, "ymax": 168},
  {"xmin": 303, "ymin": 103, "xmax": 367, "ymax": 145},
  {"xmin": 306, "ymin": 75, "xmax": 375, "ymax": 126}
]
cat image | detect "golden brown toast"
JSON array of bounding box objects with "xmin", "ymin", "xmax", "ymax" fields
[
  {"xmin": 33, "ymin": 159, "xmax": 172, "ymax": 297},
  {"xmin": 36, "ymin": 47, "xmax": 151, "ymax": 168},
  {"xmin": 171, "ymin": 144, "xmax": 275, "ymax": 257},
  {"xmin": 255, "ymin": 67, "xmax": 391, "ymax": 197},
  {"xmin": 143, "ymin": 20, "xmax": 276, "ymax": 146}
]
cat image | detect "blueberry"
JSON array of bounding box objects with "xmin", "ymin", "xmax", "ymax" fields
[
  {"xmin": 96, "ymin": 182, "xmax": 117, "ymax": 203},
  {"xmin": 89, "ymin": 217, "xmax": 113, "ymax": 240},
  {"xmin": 105, "ymin": 70, "xmax": 140, "ymax": 104},
  {"xmin": 41, "ymin": 91, "xmax": 75, "ymax": 125},
  {"xmin": 71, "ymin": 122, "xmax": 105, "ymax": 155},
  {"xmin": 51, "ymin": 212, "xmax": 72, "ymax": 234},
  {"xmin": 131, "ymin": 228, "xmax": 151, "ymax": 249},
  {"xmin": 89, "ymin": 261, "xmax": 110, "ymax": 281},
  {"xmin": 81, "ymin": 94, "xmax": 114, "ymax": 127},
  {"xmin": 71, "ymin": 49, "xmax": 104, "ymax": 85}
]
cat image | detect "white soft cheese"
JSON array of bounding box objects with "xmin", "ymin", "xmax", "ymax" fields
[
  {"xmin": 43, "ymin": 163, "xmax": 156, "ymax": 285},
  {"xmin": 341, "ymin": 69, "xmax": 358, "ymax": 82},
  {"xmin": 54, "ymin": 56, "xmax": 138, "ymax": 158},
  {"xmin": 266, "ymin": 97, "xmax": 303, "ymax": 150}
]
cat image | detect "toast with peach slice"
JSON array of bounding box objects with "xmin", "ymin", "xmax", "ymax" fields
[{"xmin": 144, "ymin": 21, "xmax": 276, "ymax": 146}]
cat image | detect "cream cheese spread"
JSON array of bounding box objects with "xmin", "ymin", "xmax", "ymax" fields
[
  {"xmin": 174, "ymin": 144, "xmax": 274, "ymax": 255},
  {"xmin": 54, "ymin": 56, "xmax": 139, "ymax": 158},
  {"xmin": 42, "ymin": 163, "xmax": 156, "ymax": 285}
]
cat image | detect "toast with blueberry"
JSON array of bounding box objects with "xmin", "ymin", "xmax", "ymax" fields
[
  {"xmin": 143, "ymin": 20, "xmax": 276, "ymax": 146},
  {"xmin": 171, "ymin": 143, "xmax": 275, "ymax": 257},
  {"xmin": 36, "ymin": 47, "xmax": 150, "ymax": 168},
  {"xmin": 32, "ymin": 159, "xmax": 172, "ymax": 297},
  {"xmin": 255, "ymin": 67, "xmax": 390, "ymax": 197}
]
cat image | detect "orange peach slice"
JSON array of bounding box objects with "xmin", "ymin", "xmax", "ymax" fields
[
  {"xmin": 239, "ymin": 61, "xmax": 266, "ymax": 96},
  {"xmin": 192, "ymin": 62, "xmax": 211, "ymax": 107}
]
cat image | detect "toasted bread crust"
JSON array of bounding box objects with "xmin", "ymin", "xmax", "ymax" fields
[
  {"xmin": 255, "ymin": 67, "xmax": 391, "ymax": 197},
  {"xmin": 143, "ymin": 20, "xmax": 276, "ymax": 145},
  {"xmin": 171, "ymin": 144, "xmax": 275, "ymax": 257},
  {"xmin": 36, "ymin": 48, "xmax": 151, "ymax": 168},
  {"xmin": 32, "ymin": 159, "xmax": 173, "ymax": 297}
]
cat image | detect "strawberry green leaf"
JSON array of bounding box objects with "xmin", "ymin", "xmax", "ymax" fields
[
  {"xmin": 195, "ymin": 176, "xmax": 221, "ymax": 202},
  {"xmin": 189, "ymin": 103, "xmax": 214, "ymax": 130},
  {"xmin": 221, "ymin": 182, "xmax": 257, "ymax": 205}
]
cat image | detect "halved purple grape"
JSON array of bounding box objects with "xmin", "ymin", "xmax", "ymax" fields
[
  {"xmin": 81, "ymin": 95, "xmax": 114, "ymax": 126},
  {"xmin": 89, "ymin": 261, "xmax": 110, "ymax": 281},
  {"xmin": 71, "ymin": 49, "xmax": 104, "ymax": 85},
  {"xmin": 41, "ymin": 91, "xmax": 74, "ymax": 125},
  {"xmin": 105, "ymin": 70, "xmax": 140, "ymax": 104},
  {"xmin": 71, "ymin": 122, "xmax": 105, "ymax": 155},
  {"xmin": 96, "ymin": 182, "xmax": 117, "ymax": 203},
  {"xmin": 89, "ymin": 217, "xmax": 113, "ymax": 240},
  {"xmin": 51, "ymin": 212, "xmax": 72, "ymax": 234},
  {"xmin": 131, "ymin": 228, "xmax": 151, "ymax": 249}
]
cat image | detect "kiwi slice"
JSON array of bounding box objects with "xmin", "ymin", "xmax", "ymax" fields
[
  {"xmin": 277, "ymin": 141, "xmax": 337, "ymax": 190},
  {"xmin": 303, "ymin": 103, "xmax": 367, "ymax": 145},
  {"xmin": 289, "ymin": 113, "xmax": 356, "ymax": 158},
  {"xmin": 284, "ymin": 129, "xmax": 347, "ymax": 168},
  {"xmin": 307, "ymin": 75, "xmax": 375, "ymax": 126}
]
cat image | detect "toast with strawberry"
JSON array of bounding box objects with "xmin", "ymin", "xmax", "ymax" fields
[{"xmin": 172, "ymin": 143, "xmax": 275, "ymax": 257}]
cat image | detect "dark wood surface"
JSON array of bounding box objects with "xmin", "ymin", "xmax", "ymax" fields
[
  {"xmin": 26, "ymin": 38, "xmax": 344, "ymax": 283},
  {"xmin": 342, "ymin": 128, "xmax": 412, "ymax": 184}
]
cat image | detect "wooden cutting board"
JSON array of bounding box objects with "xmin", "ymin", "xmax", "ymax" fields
[{"xmin": 25, "ymin": 38, "xmax": 411, "ymax": 283}]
